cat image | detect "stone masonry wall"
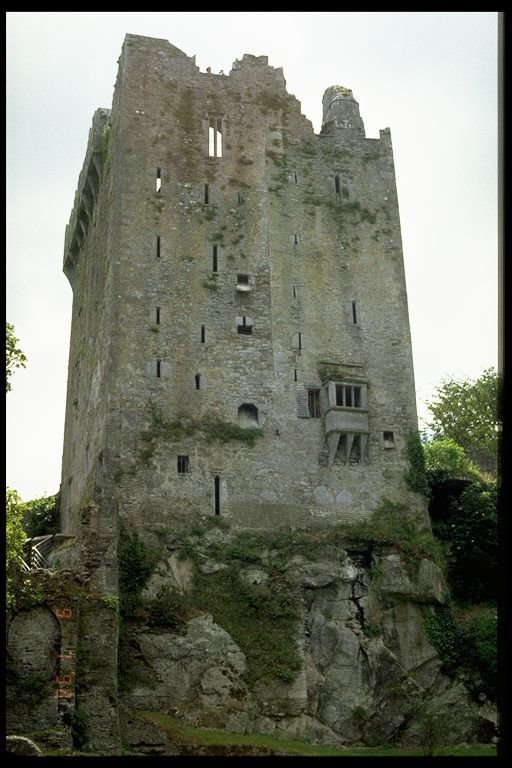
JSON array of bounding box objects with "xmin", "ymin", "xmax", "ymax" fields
[{"xmin": 62, "ymin": 34, "xmax": 424, "ymax": 537}]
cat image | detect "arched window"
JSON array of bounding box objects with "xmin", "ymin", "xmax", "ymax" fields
[{"xmin": 238, "ymin": 403, "xmax": 259, "ymax": 427}]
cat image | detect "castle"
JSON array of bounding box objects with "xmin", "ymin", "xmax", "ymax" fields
[
  {"xmin": 8, "ymin": 35, "xmax": 456, "ymax": 756},
  {"xmin": 60, "ymin": 33, "xmax": 422, "ymax": 542}
]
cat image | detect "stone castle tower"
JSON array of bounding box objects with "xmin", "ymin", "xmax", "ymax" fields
[{"xmin": 61, "ymin": 33, "xmax": 423, "ymax": 546}]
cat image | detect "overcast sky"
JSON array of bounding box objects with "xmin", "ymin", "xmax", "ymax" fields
[{"xmin": 6, "ymin": 11, "xmax": 500, "ymax": 501}]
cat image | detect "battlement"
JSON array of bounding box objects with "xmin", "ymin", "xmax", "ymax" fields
[{"xmin": 63, "ymin": 108, "xmax": 110, "ymax": 284}]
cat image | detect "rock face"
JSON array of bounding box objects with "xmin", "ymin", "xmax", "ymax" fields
[{"xmin": 119, "ymin": 541, "xmax": 496, "ymax": 749}]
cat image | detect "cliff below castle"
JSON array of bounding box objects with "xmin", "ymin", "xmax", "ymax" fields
[{"xmin": 7, "ymin": 504, "xmax": 497, "ymax": 755}]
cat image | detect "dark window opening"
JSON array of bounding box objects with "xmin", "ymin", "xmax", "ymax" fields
[
  {"xmin": 294, "ymin": 233, "xmax": 298, "ymax": 245},
  {"xmin": 352, "ymin": 301, "xmax": 358, "ymax": 324},
  {"xmin": 237, "ymin": 273, "xmax": 249, "ymax": 288},
  {"xmin": 212, "ymin": 244, "xmax": 218, "ymax": 272},
  {"xmin": 298, "ymin": 332, "xmax": 302, "ymax": 350},
  {"xmin": 308, "ymin": 389, "xmax": 321, "ymax": 418},
  {"xmin": 195, "ymin": 373, "xmax": 201, "ymax": 390},
  {"xmin": 335, "ymin": 384, "xmax": 363, "ymax": 408},
  {"xmin": 237, "ymin": 317, "xmax": 253, "ymax": 335},
  {"xmin": 201, "ymin": 324, "xmax": 206, "ymax": 343},
  {"xmin": 214, "ymin": 475, "xmax": 221, "ymax": 515},
  {"xmin": 349, "ymin": 434, "xmax": 362, "ymax": 464},
  {"xmin": 237, "ymin": 191, "xmax": 242, "ymax": 204},
  {"xmin": 294, "ymin": 172, "xmax": 298, "ymax": 184},
  {"xmin": 177, "ymin": 455, "xmax": 189, "ymax": 474},
  {"xmin": 156, "ymin": 359, "xmax": 161, "ymax": 378},
  {"xmin": 156, "ymin": 235, "xmax": 161, "ymax": 258},
  {"xmin": 334, "ymin": 174, "xmax": 341, "ymax": 194},
  {"xmin": 383, "ymin": 431, "xmax": 395, "ymax": 447},
  {"xmin": 156, "ymin": 307, "xmax": 161, "ymax": 325},
  {"xmin": 156, "ymin": 167, "xmax": 162, "ymax": 193},
  {"xmin": 294, "ymin": 368, "xmax": 298, "ymax": 382},
  {"xmin": 204, "ymin": 183, "xmax": 209, "ymax": 204},
  {"xmin": 238, "ymin": 403, "xmax": 259, "ymax": 426},
  {"xmin": 292, "ymin": 285, "xmax": 298, "ymax": 298}
]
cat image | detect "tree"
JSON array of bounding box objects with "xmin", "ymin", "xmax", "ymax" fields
[
  {"xmin": 6, "ymin": 488, "xmax": 27, "ymax": 609},
  {"xmin": 426, "ymin": 368, "xmax": 499, "ymax": 474},
  {"xmin": 23, "ymin": 493, "xmax": 60, "ymax": 538},
  {"xmin": 423, "ymin": 437, "xmax": 486, "ymax": 485},
  {"xmin": 6, "ymin": 322, "xmax": 27, "ymax": 392},
  {"xmin": 424, "ymin": 438, "xmax": 497, "ymax": 604}
]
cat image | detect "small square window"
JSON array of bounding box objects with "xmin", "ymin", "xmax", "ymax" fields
[
  {"xmin": 177, "ymin": 455, "xmax": 190, "ymax": 474},
  {"xmin": 383, "ymin": 431, "xmax": 395, "ymax": 448},
  {"xmin": 236, "ymin": 274, "xmax": 251, "ymax": 292}
]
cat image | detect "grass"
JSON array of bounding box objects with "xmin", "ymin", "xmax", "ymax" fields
[{"xmin": 136, "ymin": 711, "xmax": 497, "ymax": 757}]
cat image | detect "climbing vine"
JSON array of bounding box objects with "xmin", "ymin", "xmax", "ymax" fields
[{"xmin": 405, "ymin": 431, "xmax": 430, "ymax": 497}]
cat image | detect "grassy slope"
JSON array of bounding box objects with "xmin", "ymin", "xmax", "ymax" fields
[{"xmin": 136, "ymin": 711, "xmax": 497, "ymax": 758}]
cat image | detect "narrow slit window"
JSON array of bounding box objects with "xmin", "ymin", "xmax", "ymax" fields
[
  {"xmin": 294, "ymin": 368, "xmax": 298, "ymax": 382},
  {"xmin": 214, "ymin": 476, "xmax": 221, "ymax": 515},
  {"xmin": 237, "ymin": 191, "xmax": 242, "ymax": 204},
  {"xmin": 156, "ymin": 167, "xmax": 162, "ymax": 193},
  {"xmin": 195, "ymin": 373, "xmax": 201, "ymax": 390},
  {"xmin": 292, "ymin": 285, "xmax": 298, "ymax": 298},
  {"xmin": 212, "ymin": 244, "xmax": 218, "ymax": 273},
  {"xmin": 177, "ymin": 455, "xmax": 189, "ymax": 474},
  {"xmin": 298, "ymin": 332, "xmax": 302, "ymax": 350},
  {"xmin": 237, "ymin": 316, "xmax": 253, "ymax": 335},
  {"xmin": 204, "ymin": 183, "xmax": 209, "ymax": 204},
  {"xmin": 216, "ymin": 119, "xmax": 223, "ymax": 157},
  {"xmin": 155, "ymin": 307, "xmax": 161, "ymax": 325},
  {"xmin": 334, "ymin": 174, "xmax": 341, "ymax": 194},
  {"xmin": 208, "ymin": 117, "xmax": 223, "ymax": 157},
  {"xmin": 352, "ymin": 301, "xmax": 358, "ymax": 324},
  {"xmin": 156, "ymin": 235, "xmax": 161, "ymax": 259},
  {"xmin": 156, "ymin": 359, "xmax": 161, "ymax": 378},
  {"xmin": 294, "ymin": 171, "xmax": 298, "ymax": 184},
  {"xmin": 308, "ymin": 389, "xmax": 321, "ymax": 418},
  {"xmin": 294, "ymin": 234, "xmax": 299, "ymax": 245},
  {"xmin": 201, "ymin": 324, "xmax": 206, "ymax": 343}
]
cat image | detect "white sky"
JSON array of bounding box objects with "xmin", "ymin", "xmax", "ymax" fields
[{"xmin": 6, "ymin": 11, "xmax": 500, "ymax": 501}]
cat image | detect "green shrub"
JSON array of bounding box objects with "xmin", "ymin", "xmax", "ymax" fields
[
  {"xmin": 405, "ymin": 431, "xmax": 429, "ymax": 497},
  {"xmin": 71, "ymin": 707, "xmax": 89, "ymax": 750},
  {"xmin": 423, "ymin": 604, "xmax": 469, "ymax": 676},
  {"xmin": 432, "ymin": 480, "xmax": 497, "ymax": 603},
  {"xmin": 147, "ymin": 586, "xmax": 191, "ymax": 629},
  {"xmin": 118, "ymin": 527, "xmax": 157, "ymax": 616},
  {"xmin": 23, "ymin": 492, "xmax": 60, "ymax": 537},
  {"xmin": 423, "ymin": 603, "xmax": 496, "ymax": 699},
  {"xmin": 342, "ymin": 499, "xmax": 445, "ymax": 570},
  {"xmin": 191, "ymin": 564, "xmax": 302, "ymax": 685}
]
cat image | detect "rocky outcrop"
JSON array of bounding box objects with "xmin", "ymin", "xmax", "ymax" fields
[{"xmin": 119, "ymin": 540, "xmax": 496, "ymax": 750}]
